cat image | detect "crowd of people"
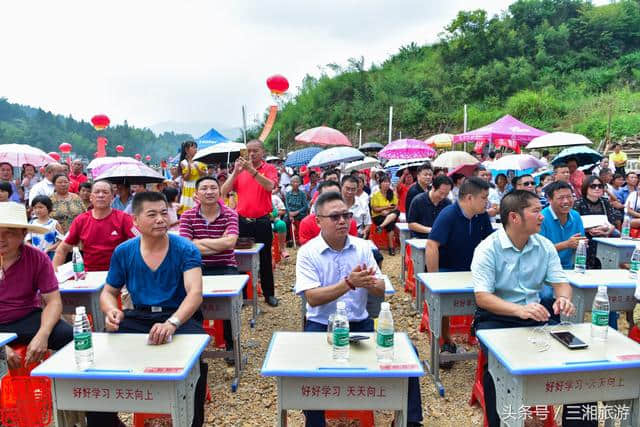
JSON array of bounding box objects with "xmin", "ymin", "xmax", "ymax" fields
[{"xmin": 1, "ymin": 139, "xmax": 639, "ymax": 426}]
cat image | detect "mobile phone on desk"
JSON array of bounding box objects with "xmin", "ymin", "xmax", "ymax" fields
[{"xmin": 550, "ymin": 330, "xmax": 588, "ymax": 350}]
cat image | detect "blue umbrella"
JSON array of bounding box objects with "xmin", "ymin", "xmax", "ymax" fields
[
  {"xmin": 284, "ymin": 147, "xmax": 323, "ymax": 167},
  {"xmin": 551, "ymin": 145, "xmax": 603, "ymax": 167},
  {"xmin": 308, "ymin": 147, "xmax": 365, "ymax": 168}
]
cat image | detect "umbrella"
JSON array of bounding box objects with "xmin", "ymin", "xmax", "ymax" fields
[
  {"xmin": 432, "ymin": 151, "xmax": 479, "ymax": 169},
  {"xmin": 265, "ymin": 156, "xmax": 281, "ymax": 163},
  {"xmin": 308, "ymin": 147, "xmax": 364, "ymax": 168},
  {"xmin": 193, "ymin": 142, "xmax": 246, "ymax": 165},
  {"xmin": 526, "ymin": 132, "xmax": 593, "ymax": 149},
  {"xmin": 284, "ymin": 147, "xmax": 323, "ymax": 167},
  {"xmin": 551, "ymin": 145, "xmax": 603, "ymax": 167},
  {"xmin": 447, "ymin": 163, "xmax": 479, "ymax": 178},
  {"xmin": 383, "ymin": 157, "xmax": 432, "ymax": 169},
  {"xmin": 425, "ymin": 133, "xmax": 454, "ymax": 149},
  {"xmin": 487, "ymin": 154, "xmax": 545, "ymax": 171},
  {"xmin": 0, "ymin": 144, "xmax": 57, "ymax": 167},
  {"xmin": 453, "ymin": 115, "xmax": 547, "ymax": 149},
  {"xmin": 94, "ymin": 162, "xmax": 165, "ymax": 185},
  {"xmin": 378, "ymin": 139, "xmax": 436, "ymax": 160},
  {"xmin": 87, "ymin": 156, "xmax": 141, "ymax": 179},
  {"xmin": 294, "ymin": 126, "xmax": 351, "ymax": 147},
  {"xmin": 344, "ymin": 156, "xmax": 380, "ymax": 173},
  {"xmin": 359, "ymin": 142, "xmax": 384, "ymax": 152}
]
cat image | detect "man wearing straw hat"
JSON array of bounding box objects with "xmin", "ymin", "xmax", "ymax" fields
[{"xmin": 0, "ymin": 202, "xmax": 73, "ymax": 370}]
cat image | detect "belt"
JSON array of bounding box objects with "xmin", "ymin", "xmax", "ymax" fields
[
  {"xmin": 240, "ymin": 215, "xmax": 270, "ymax": 223},
  {"xmin": 133, "ymin": 305, "xmax": 177, "ymax": 313}
]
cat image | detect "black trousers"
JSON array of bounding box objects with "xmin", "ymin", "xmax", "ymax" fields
[
  {"xmin": 202, "ymin": 264, "xmax": 240, "ymax": 350},
  {"xmin": 238, "ymin": 216, "xmax": 274, "ymax": 298},
  {"xmin": 86, "ymin": 311, "xmax": 208, "ymax": 427},
  {"xmin": 0, "ymin": 308, "xmax": 73, "ymax": 350},
  {"xmin": 474, "ymin": 301, "xmax": 597, "ymax": 427}
]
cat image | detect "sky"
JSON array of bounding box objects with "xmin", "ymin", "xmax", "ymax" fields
[{"xmin": 0, "ymin": 0, "xmax": 608, "ymax": 137}]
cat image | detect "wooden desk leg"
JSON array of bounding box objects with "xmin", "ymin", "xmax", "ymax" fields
[{"xmin": 277, "ymin": 378, "xmax": 287, "ymax": 427}]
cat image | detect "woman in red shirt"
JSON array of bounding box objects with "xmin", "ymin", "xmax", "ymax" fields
[{"xmin": 396, "ymin": 169, "xmax": 414, "ymax": 217}]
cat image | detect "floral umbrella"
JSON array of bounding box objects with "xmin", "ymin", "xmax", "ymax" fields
[
  {"xmin": 94, "ymin": 162, "xmax": 165, "ymax": 185},
  {"xmin": 378, "ymin": 139, "xmax": 436, "ymax": 160},
  {"xmin": 87, "ymin": 156, "xmax": 141, "ymax": 179},
  {"xmin": 294, "ymin": 126, "xmax": 351, "ymax": 147}
]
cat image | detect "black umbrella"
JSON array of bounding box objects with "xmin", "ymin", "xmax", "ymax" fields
[{"xmin": 359, "ymin": 142, "xmax": 384, "ymax": 152}]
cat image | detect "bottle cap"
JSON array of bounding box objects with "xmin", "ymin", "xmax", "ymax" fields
[
  {"xmin": 597, "ymin": 285, "xmax": 607, "ymax": 293},
  {"xmin": 75, "ymin": 306, "xmax": 86, "ymax": 315},
  {"xmin": 381, "ymin": 302, "xmax": 390, "ymax": 311},
  {"xmin": 336, "ymin": 301, "xmax": 346, "ymax": 309}
]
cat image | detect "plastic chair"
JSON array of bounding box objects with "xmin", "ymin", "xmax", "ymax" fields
[
  {"xmin": 469, "ymin": 349, "xmax": 557, "ymax": 427},
  {"xmin": 630, "ymin": 325, "xmax": 640, "ymax": 343},
  {"xmin": 404, "ymin": 245, "xmax": 416, "ymax": 295},
  {"xmin": 133, "ymin": 413, "xmax": 170, "ymax": 427},
  {"xmin": 271, "ymin": 232, "xmax": 281, "ymax": 267},
  {"xmin": 245, "ymin": 272, "xmax": 263, "ymax": 303},
  {"xmin": 202, "ymin": 319, "xmax": 226, "ymax": 349},
  {"xmin": 368, "ymin": 224, "xmax": 399, "ymax": 250},
  {"xmin": 325, "ymin": 410, "xmax": 374, "ymax": 427},
  {"xmin": 0, "ymin": 376, "xmax": 53, "ymax": 427},
  {"xmin": 7, "ymin": 344, "xmax": 51, "ymax": 377}
]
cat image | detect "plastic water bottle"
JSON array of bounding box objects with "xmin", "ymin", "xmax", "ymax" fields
[
  {"xmin": 72, "ymin": 247, "xmax": 86, "ymax": 283},
  {"xmin": 574, "ymin": 240, "xmax": 587, "ymax": 273},
  {"xmin": 630, "ymin": 244, "xmax": 640, "ymax": 279},
  {"xmin": 332, "ymin": 301, "xmax": 350, "ymax": 362},
  {"xmin": 622, "ymin": 215, "xmax": 631, "ymax": 239},
  {"xmin": 376, "ymin": 302, "xmax": 394, "ymax": 362},
  {"xmin": 74, "ymin": 306, "xmax": 94, "ymax": 370},
  {"xmin": 591, "ymin": 286, "xmax": 610, "ymax": 341}
]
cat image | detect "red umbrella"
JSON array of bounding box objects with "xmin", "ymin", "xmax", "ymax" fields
[{"xmin": 294, "ymin": 126, "xmax": 351, "ymax": 147}]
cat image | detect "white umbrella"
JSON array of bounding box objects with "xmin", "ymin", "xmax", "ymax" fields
[
  {"xmin": 308, "ymin": 147, "xmax": 364, "ymax": 168},
  {"xmin": 344, "ymin": 156, "xmax": 380, "ymax": 173},
  {"xmin": 432, "ymin": 151, "xmax": 479, "ymax": 169},
  {"xmin": 193, "ymin": 142, "xmax": 246, "ymax": 164},
  {"xmin": 87, "ymin": 156, "xmax": 140, "ymax": 179},
  {"xmin": 526, "ymin": 132, "xmax": 592, "ymax": 149},
  {"xmin": 487, "ymin": 154, "xmax": 545, "ymax": 171},
  {"xmin": 0, "ymin": 144, "xmax": 57, "ymax": 167},
  {"xmin": 94, "ymin": 162, "xmax": 165, "ymax": 185}
]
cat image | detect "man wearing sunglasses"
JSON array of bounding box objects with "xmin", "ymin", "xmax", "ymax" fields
[
  {"xmin": 295, "ymin": 191, "xmax": 423, "ymax": 427},
  {"xmin": 513, "ymin": 174, "xmax": 548, "ymax": 208}
]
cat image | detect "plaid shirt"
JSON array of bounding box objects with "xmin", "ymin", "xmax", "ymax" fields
[{"xmin": 285, "ymin": 190, "xmax": 308, "ymax": 215}]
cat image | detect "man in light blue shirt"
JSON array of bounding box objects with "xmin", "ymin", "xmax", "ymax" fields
[
  {"xmin": 295, "ymin": 191, "xmax": 422, "ymax": 427},
  {"xmin": 539, "ymin": 181, "xmax": 585, "ymax": 269},
  {"xmin": 472, "ymin": 190, "xmax": 596, "ymax": 427}
]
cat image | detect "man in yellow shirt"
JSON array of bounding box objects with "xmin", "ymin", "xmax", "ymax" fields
[{"xmin": 608, "ymin": 143, "xmax": 627, "ymax": 175}]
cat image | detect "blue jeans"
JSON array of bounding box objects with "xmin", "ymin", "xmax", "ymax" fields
[{"xmin": 302, "ymin": 318, "xmax": 423, "ymax": 426}]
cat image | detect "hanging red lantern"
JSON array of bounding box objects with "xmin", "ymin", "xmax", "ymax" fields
[
  {"xmin": 266, "ymin": 74, "xmax": 289, "ymax": 95},
  {"xmin": 48, "ymin": 152, "xmax": 61, "ymax": 161},
  {"xmin": 59, "ymin": 142, "xmax": 72, "ymax": 153},
  {"xmin": 145, "ymin": 155, "xmax": 151, "ymax": 161},
  {"xmin": 91, "ymin": 114, "xmax": 110, "ymax": 131},
  {"xmin": 115, "ymin": 145, "xmax": 124, "ymax": 153},
  {"xmin": 134, "ymin": 153, "xmax": 142, "ymax": 160}
]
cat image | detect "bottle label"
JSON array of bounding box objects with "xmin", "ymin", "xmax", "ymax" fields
[
  {"xmin": 74, "ymin": 332, "xmax": 92, "ymax": 350},
  {"xmin": 333, "ymin": 328, "xmax": 349, "ymax": 347},
  {"xmin": 73, "ymin": 262, "xmax": 84, "ymax": 273},
  {"xmin": 592, "ymin": 310, "xmax": 609, "ymax": 327},
  {"xmin": 575, "ymin": 255, "xmax": 586, "ymax": 266},
  {"xmin": 622, "ymin": 227, "xmax": 630, "ymax": 236},
  {"xmin": 632, "ymin": 260, "xmax": 639, "ymax": 272},
  {"xmin": 377, "ymin": 331, "xmax": 394, "ymax": 348}
]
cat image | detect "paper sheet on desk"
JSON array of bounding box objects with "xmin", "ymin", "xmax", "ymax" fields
[
  {"xmin": 55, "ymin": 262, "xmax": 74, "ymax": 285},
  {"xmin": 581, "ymin": 215, "xmax": 610, "ymax": 229}
]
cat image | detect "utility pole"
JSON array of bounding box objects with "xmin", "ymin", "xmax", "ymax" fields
[{"xmin": 388, "ymin": 106, "xmax": 393, "ymax": 145}]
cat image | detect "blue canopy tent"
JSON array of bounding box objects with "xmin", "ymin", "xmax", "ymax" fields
[{"xmin": 196, "ymin": 128, "xmax": 230, "ymax": 149}]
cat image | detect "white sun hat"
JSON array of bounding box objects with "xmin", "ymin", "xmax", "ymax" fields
[{"xmin": 0, "ymin": 202, "xmax": 49, "ymax": 234}]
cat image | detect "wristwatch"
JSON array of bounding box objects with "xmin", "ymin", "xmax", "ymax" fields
[{"xmin": 167, "ymin": 316, "xmax": 181, "ymax": 328}]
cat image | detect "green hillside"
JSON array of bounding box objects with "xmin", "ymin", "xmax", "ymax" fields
[
  {"xmin": 0, "ymin": 98, "xmax": 191, "ymax": 161},
  {"xmin": 259, "ymin": 0, "xmax": 640, "ymax": 153}
]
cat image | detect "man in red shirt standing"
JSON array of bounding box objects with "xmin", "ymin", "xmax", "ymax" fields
[
  {"xmin": 53, "ymin": 180, "xmax": 136, "ymax": 272},
  {"xmin": 68, "ymin": 159, "xmax": 88, "ymax": 193},
  {"xmin": 221, "ymin": 140, "xmax": 279, "ymax": 307}
]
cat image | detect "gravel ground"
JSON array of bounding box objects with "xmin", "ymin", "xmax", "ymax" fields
[{"xmin": 128, "ymin": 247, "xmax": 628, "ymax": 426}]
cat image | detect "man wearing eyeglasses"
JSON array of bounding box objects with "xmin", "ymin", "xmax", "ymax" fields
[{"xmin": 295, "ymin": 191, "xmax": 423, "ymax": 427}]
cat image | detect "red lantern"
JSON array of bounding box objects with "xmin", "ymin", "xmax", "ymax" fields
[
  {"xmin": 134, "ymin": 153, "xmax": 142, "ymax": 161},
  {"xmin": 266, "ymin": 74, "xmax": 289, "ymax": 95},
  {"xmin": 145, "ymin": 155, "xmax": 151, "ymax": 161},
  {"xmin": 48, "ymin": 152, "xmax": 61, "ymax": 161},
  {"xmin": 59, "ymin": 142, "xmax": 72, "ymax": 153},
  {"xmin": 91, "ymin": 114, "xmax": 110, "ymax": 131},
  {"xmin": 115, "ymin": 145, "xmax": 124, "ymax": 153}
]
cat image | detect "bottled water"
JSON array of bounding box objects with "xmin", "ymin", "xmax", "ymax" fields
[
  {"xmin": 74, "ymin": 306, "xmax": 94, "ymax": 370},
  {"xmin": 630, "ymin": 244, "xmax": 640, "ymax": 279},
  {"xmin": 332, "ymin": 301, "xmax": 350, "ymax": 362},
  {"xmin": 72, "ymin": 247, "xmax": 86, "ymax": 283},
  {"xmin": 574, "ymin": 240, "xmax": 587, "ymax": 274},
  {"xmin": 621, "ymin": 215, "xmax": 631, "ymax": 239},
  {"xmin": 591, "ymin": 286, "xmax": 610, "ymax": 341},
  {"xmin": 376, "ymin": 302, "xmax": 394, "ymax": 363}
]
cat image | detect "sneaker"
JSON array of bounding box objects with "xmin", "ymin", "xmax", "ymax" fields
[
  {"xmin": 439, "ymin": 343, "xmax": 457, "ymax": 369},
  {"xmin": 388, "ymin": 248, "xmax": 395, "ymax": 256}
]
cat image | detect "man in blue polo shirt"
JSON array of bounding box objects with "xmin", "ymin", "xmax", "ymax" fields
[
  {"xmin": 407, "ymin": 175, "xmax": 452, "ymax": 239},
  {"xmin": 426, "ymin": 177, "xmax": 493, "ymax": 366}
]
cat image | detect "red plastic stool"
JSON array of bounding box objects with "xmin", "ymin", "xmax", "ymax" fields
[
  {"xmin": 449, "ymin": 315, "xmax": 478, "ymax": 345},
  {"xmin": 0, "ymin": 376, "xmax": 53, "ymax": 427},
  {"xmin": 470, "ymin": 349, "xmax": 557, "ymax": 427},
  {"xmin": 630, "ymin": 325, "xmax": 640, "ymax": 343},
  {"xmin": 133, "ymin": 413, "xmax": 170, "ymax": 427},
  {"xmin": 202, "ymin": 319, "xmax": 226, "ymax": 349},
  {"xmin": 368, "ymin": 224, "xmax": 399, "ymax": 250},
  {"xmin": 7, "ymin": 344, "xmax": 51, "ymax": 377},
  {"xmin": 245, "ymin": 272, "xmax": 263, "ymax": 303},
  {"xmin": 404, "ymin": 245, "xmax": 416, "ymax": 296},
  {"xmin": 272, "ymin": 232, "xmax": 281, "ymax": 267},
  {"xmin": 325, "ymin": 410, "xmax": 374, "ymax": 426}
]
